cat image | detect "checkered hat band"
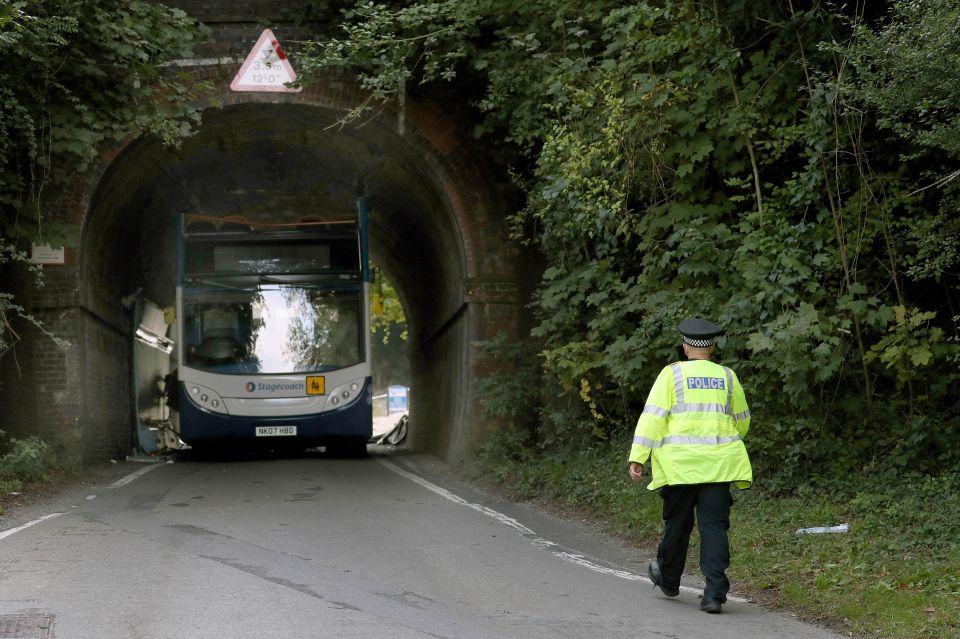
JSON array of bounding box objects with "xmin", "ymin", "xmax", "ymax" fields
[{"xmin": 682, "ymin": 336, "xmax": 715, "ymax": 348}]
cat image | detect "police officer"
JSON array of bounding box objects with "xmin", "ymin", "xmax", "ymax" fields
[{"xmin": 628, "ymin": 318, "xmax": 752, "ymax": 614}]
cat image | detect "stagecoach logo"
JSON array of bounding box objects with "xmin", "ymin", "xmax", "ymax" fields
[{"xmin": 245, "ymin": 381, "xmax": 305, "ymax": 393}]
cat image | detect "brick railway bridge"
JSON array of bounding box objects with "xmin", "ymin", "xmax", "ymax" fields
[{"xmin": 0, "ymin": 2, "xmax": 530, "ymax": 465}]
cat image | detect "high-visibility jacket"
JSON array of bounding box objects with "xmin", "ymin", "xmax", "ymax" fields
[{"xmin": 629, "ymin": 358, "xmax": 752, "ymax": 491}]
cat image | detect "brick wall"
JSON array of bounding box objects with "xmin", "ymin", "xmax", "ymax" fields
[
  {"xmin": 0, "ymin": 316, "xmax": 38, "ymax": 442},
  {"xmin": 32, "ymin": 306, "xmax": 82, "ymax": 453},
  {"xmin": 162, "ymin": 1, "xmax": 334, "ymax": 60},
  {"xmin": 81, "ymin": 313, "xmax": 132, "ymax": 463},
  {"xmin": 409, "ymin": 313, "xmax": 468, "ymax": 459}
]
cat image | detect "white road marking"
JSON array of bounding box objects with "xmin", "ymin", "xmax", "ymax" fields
[
  {"xmin": 0, "ymin": 513, "xmax": 64, "ymax": 542},
  {"xmin": 377, "ymin": 458, "xmax": 746, "ymax": 602},
  {"xmin": 1, "ymin": 461, "xmax": 170, "ymax": 542},
  {"xmin": 109, "ymin": 462, "xmax": 166, "ymax": 488}
]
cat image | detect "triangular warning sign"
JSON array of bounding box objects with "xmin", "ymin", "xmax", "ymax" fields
[{"xmin": 230, "ymin": 29, "xmax": 302, "ymax": 93}]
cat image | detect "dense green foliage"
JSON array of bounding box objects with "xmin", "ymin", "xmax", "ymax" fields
[
  {"xmin": 370, "ymin": 264, "xmax": 410, "ymax": 390},
  {"xmin": 370, "ymin": 264, "xmax": 408, "ymax": 343},
  {"xmin": 0, "ymin": 1, "xmax": 210, "ymax": 362},
  {"xmin": 0, "ymin": 436, "xmax": 57, "ymax": 484},
  {"xmin": 302, "ymin": 0, "xmax": 960, "ymax": 489},
  {"xmin": 0, "ymin": 429, "xmax": 58, "ymax": 498}
]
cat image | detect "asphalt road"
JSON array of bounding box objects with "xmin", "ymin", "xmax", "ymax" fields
[{"xmin": 0, "ymin": 451, "xmax": 845, "ymax": 639}]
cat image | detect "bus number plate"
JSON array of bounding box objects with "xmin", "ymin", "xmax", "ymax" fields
[{"xmin": 255, "ymin": 426, "xmax": 297, "ymax": 437}]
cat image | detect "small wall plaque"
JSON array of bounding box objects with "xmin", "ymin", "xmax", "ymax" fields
[{"xmin": 29, "ymin": 243, "xmax": 65, "ymax": 265}]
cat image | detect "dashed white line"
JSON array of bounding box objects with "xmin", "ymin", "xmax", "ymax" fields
[
  {"xmin": 1, "ymin": 461, "xmax": 169, "ymax": 542},
  {"xmin": 109, "ymin": 462, "xmax": 166, "ymax": 488},
  {"xmin": 379, "ymin": 460, "xmax": 644, "ymax": 581},
  {"xmin": 377, "ymin": 458, "xmax": 745, "ymax": 601},
  {"xmin": 377, "ymin": 459, "xmax": 644, "ymax": 581},
  {"xmin": 0, "ymin": 512, "xmax": 65, "ymax": 542}
]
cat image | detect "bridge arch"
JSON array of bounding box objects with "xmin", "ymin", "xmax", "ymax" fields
[{"xmin": 6, "ymin": 85, "xmax": 523, "ymax": 464}]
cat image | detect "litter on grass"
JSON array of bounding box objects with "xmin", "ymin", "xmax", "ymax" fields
[{"xmin": 795, "ymin": 523, "xmax": 849, "ymax": 535}]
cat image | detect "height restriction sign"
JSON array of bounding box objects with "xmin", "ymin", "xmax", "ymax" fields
[{"xmin": 230, "ymin": 29, "xmax": 302, "ymax": 93}]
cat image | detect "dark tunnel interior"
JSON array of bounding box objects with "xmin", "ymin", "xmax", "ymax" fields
[{"xmin": 81, "ymin": 103, "xmax": 471, "ymax": 453}]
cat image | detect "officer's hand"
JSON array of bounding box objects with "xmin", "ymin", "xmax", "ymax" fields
[{"xmin": 628, "ymin": 462, "xmax": 643, "ymax": 482}]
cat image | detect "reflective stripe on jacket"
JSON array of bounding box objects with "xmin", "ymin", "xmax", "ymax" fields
[{"xmin": 629, "ymin": 359, "xmax": 752, "ymax": 490}]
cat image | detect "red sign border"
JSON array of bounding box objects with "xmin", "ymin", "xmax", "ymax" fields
[{"xmin": 230, "ymin": 28, "xmax": 303, "ymax": 93}]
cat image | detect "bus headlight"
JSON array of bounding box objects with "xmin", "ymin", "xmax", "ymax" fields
[
  {"xmin": 185, "ymin": 383, "xmax": 228, "ymax": 414},
  {"xmin": 325, "ymin": 379, "xmax": 367, "ymax": 411}
]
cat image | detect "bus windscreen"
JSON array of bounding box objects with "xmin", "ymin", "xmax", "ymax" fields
[{"xmin": 182, "ymin": 285, "xmax": 363, "ymax": 374}]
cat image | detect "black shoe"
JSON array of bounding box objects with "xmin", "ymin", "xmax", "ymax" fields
[
  {"xmin": 648, "ymin": 560, "xmax": 679, "ymax": 597},
  {"xmin": 699, "ymin": 598, "xmax": 723, "ymax": 614}
]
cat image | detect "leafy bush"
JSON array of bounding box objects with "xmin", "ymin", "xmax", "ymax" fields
[
  {"xmin": 474, "ymin": 333, "xmax": 542, "ymax": 433},
  {"xmin": 0, "ymin": 433, "xmax": 59, "ymax": 483},
  {"xmin": 849, "ymin": 474, "xmax": 960, "ymax": 558},
  {"xmin": 0, "ymin": 479, "xmax": 22, "ymax": 497},
  {"xmin": 1, "ymin": 1, "xmax": 211, "ymax": 361},
  {"xmin": 300, "ymin": 0, "xmax": 960, "ymax": 485}
]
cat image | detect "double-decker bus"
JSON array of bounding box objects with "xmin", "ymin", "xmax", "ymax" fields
[{"xmin": 173, "ymin": 200, "xmax": 372, "ymax": 456}]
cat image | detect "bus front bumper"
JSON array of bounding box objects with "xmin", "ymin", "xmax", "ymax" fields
[{"xmin": 177, "ymin": 379, "xmax": 372, "ymax": 445}]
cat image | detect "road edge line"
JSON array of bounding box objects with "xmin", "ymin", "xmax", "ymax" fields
[
  {"xmin": 377, "ymin": 458, "xmax": 747, "ymax": 602},
  {"xmin": 109, "ymin": 462, "xmax": 168, "ymax": 488},
  {"xmin": 0, "ymin": 512, "xmax": 65, "ymax": 542}
]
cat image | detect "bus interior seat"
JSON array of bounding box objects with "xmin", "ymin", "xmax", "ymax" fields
[{"xmin": 196, "ymin": 309, "xmax": 242, "ymax": 360}]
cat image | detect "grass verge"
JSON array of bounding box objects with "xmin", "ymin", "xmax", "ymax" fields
[{"xmin": 472, "ymin": 436, "xmax": 960, "ymax": 639}]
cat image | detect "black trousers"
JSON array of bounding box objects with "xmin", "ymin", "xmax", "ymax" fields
[{"xmin": 657, "ymin": 483, "xmax": 733, "ymax": 601}]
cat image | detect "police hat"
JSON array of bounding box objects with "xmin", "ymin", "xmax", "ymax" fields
[{"xmin": 678, "ymin": 317, "xmax": 723, "ymax": 347}]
